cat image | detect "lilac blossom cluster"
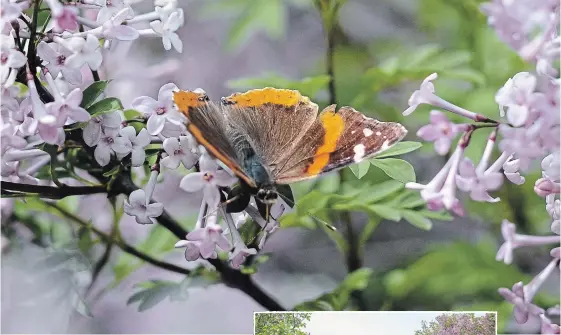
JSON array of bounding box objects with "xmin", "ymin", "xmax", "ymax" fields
[
  {"xmin": 404, "ymin": 1, "xmax": 560, "ymax": 333},
  {"xmin": 1, "ymin": 0, "xmax": 281, "ymax": 269},
  {"xmin": 414, "ymin": 313, "xmax": 496, "ymax": 335}
]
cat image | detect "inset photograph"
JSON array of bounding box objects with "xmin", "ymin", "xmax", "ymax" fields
[{"xmin": 254, "ymin": 311, "xmax": 497, "ymax": 335}]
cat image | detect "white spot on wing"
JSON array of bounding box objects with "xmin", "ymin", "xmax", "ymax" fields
[
  {"xmin": 380, "ymin": 140, "xmax": 390, "ymax": 151},
  {"xmin": 376, "ymin": 131, "xmax": 381, "ymax": 136},
  {"xmin": 353, "ymin": 144, "xmax": 365, "ymax": 162},
  {"xmin": 363, "ymin": 128, "xmax": 373, "ymax": 137}
]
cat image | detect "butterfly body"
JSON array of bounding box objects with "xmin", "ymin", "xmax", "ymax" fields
[{"xmin": 173, "ymin": 87, "xmax": 407, "ymax": 215}]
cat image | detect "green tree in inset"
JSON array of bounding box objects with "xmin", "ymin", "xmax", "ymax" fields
[{"xmin": 255, "ymin": 313, "xmax": 311, "ymax": 335}]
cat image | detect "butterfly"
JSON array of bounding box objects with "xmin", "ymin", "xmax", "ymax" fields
[{"xmin": 173, "ymin": 87, "xmax": 407, "ymax": 219}]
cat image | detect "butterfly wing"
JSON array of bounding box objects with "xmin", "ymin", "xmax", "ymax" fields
[
  {"xmin": 221, "ymin": 88, "xmax": 319, "ymax": 176},
  {"xmin": 173, "ymin": 90, "xmax": 257, "ymax": 188},
  {"xmin": 273, "ymin": 105, "xmax": 408, "ymax": 184}
]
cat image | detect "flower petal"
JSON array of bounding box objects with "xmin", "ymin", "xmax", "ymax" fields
[
  {"xmin": 147, "ymin": 114, "xmax": 165, "ymax": 135},
  {"xmin": 179, "ymin": 173, "xmax": 204, "ymax": 192}
]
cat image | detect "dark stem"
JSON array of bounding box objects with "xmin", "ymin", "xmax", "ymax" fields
[
  {"xmin": 1, "ymin": 181, "xmax": 106, "ymax": 199},
  {"xmin": 91, "ymin": 70, "xmax": 100, "ymax": 82},
  {"xmin": 342, "ymin": 212, "xmax": 367, "ymax": 310}
]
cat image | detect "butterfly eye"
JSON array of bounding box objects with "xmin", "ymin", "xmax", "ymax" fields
[
  {"xmin": 220, "ymin": 97, "xmax": 235, "ymax": 105},
  {"xmin": 198, "ymin": 95, "xmax": 209, "ymax": 102}
]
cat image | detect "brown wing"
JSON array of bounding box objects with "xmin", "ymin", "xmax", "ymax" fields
[
  {"xmin": 173, "ymin": 89, "xmax": 257, "ymax": 188},
  {"xmin": 274, "ymin": 105, "xmax": 408, "ymax": 184},
  {"xmin": 221, "ymin": 87, "xmax": 319, "ymax": 176}
]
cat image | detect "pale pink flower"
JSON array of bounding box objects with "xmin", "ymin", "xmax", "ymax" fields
[
  {"xmin": 116, "ymin": 126, "xmax": 150, "ymax": 166},
  {"xmin": 230, "ymin": 241, "xmax": 256, "ymax": 269},
  {"xmin": 416, "ymin": 110, "xmax": 466, "ymax": 155},
  {"xmin": 499, "ymin": 281, "xmax": 544, "ymax": 324},
  {"xmin": 185, "ymin": 220, "xmax": 231, "ymax": 259},
  {"xmin": 496, "ymin": 220, "xmax": 560, "ymax": 265},
  {"xmin": 540, "ymin": 314, "xmax": 560, "ymax": 334},
  {"xmin": 456, "ymin": 157, "xmax": 503, "ymax": 202},
  {"xmin": 535, "ymin": 178, "xmax": 561, "ymax": 197},
  {"xmin": 83, "ymin": 111, "xmax": 122, "ymax": 147}
]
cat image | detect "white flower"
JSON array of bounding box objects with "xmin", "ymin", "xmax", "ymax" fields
[
  {"xmin": 131, "ymin": 83, "xmax": 184, "ymax": 135},
  {"xmin": 65, "ymin": 35, "xmax": 103, "ymax": 71},
  {"xmin": 149, "ymin": 8, "xmax": 183, "ymax": 52},
  {"xmin": 37, "ymin": 41, "xmax": 82, "ymax": 85},
  {"xmin": 161, "ymin": 135, "xmax": 198, "ymax": 169},
  {"xmin": 503, "ymin": 156, "xmax": 526, "ymax": 185},
  {"xmin": 93, "ymin": 128, "xmax": 131, "ymax": 166},
  {"xmin": 117, "ymin": 126, "xmax": 150, "ymax": 166},
  {"xmin": 179, "ymin": 153, "xmax": 237, "ymax": 209},
  {"xmin": 100, "ymin": 7, "xmax": 139, "ymax": 41},
  {"xmin": 1, "ymin": 123, "xmax": 26, "ymax": 153},
  {"xmin": 83, "ymin": 111, "xmax": 122, "ymax": 146},
  {"xmin": 124, "ymin": 189, "xmax": 164, "ymax": 224},
  {"xmin": 403, "ymin": 73, "xmax": 438, "ymax": 116}
]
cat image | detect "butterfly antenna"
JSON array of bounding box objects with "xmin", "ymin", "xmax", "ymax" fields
[{"xmin": 277, "ymin": 192, "xmax": 337, "ymax": 231}]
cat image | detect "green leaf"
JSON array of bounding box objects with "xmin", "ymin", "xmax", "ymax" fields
[
  {"xmin": 81, "ymin": 81, "xmax": 109, "ymax": 109},
  {"xmin": 373, "ymin": 141, "xmax": 422, "ymax": 159},
  {"xmin": 360, "ymin": 180, "xmax": 404, "ymax": 203},
  {"xmin": 401, "ymin": 210, "xmax": 433, "ymax": 230},
  {"xmin": 294, "ymin": 268, "xmax": 372, "ymax": 311},
  {"xmin": 370, "ymin": 204, "xmax": 402, "ymax": 221},
  {"xmin": 87, "ymin": 97, "xmax": 123, "ymax": 116},
  {"xmin": 370, "ymin": 158, "xmax": 416, "ymax": 183},
  {"xmin": 349, "ymin": 160, "xmax": 370, "ymax": 179},
  {"xmin": 418, "ymin": 210, "xmax": 454, "ymax": 221},
  {"xmin": 358, "ymin": 217, "xmax": 380, "ymax": 250}
]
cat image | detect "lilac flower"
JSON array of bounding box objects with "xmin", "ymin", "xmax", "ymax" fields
[
  {"xmin": 174, "ymin": 240, "xmax": 202, "ymax": 261},
  {"xmin": 0, "ymin": 161, "xmax": 38, "ymax": 185},
  {"xmin": 45, "ymin": 88, "xmax": 91, "ymax": 123},
  {"xmin": 498, "ymin": 125, "xmax": 545, "ymax": 170},
  {"xmin": 37, "ymin": 41, "xmax": 82, "ymax": 85},
  {"xmin": 161, "ymin": 135, "xmax": 198, "ymax": 169},
  {"xmin": 100, "ymin": 7, "xmax": 139, "ymax": 41},
  {"xmin": 184, "ymin": 219, "xmax": 231, "ymax": 259},
  {"xmin": 542, "ymin": 153, "xmax": 560, "ymax": 182},
  {"xmin": 535, "ymin": 178, "xmax": 561, "ymax": 198},
  {"xmin": 131, "ymin": 83, "xmax": 184, "ymax": 136},
  {"xmin": 123, "ymin": 189, "xmax": 164, "ymax": 224},
  {"xmin": 1, "ymin": 123, "xmax": 27, "ymax": 152},
  {"xmin": 44, "ymin": 0, "xmax": 78, "ymax": 31},
  {"xmin": 83, "ymin": 111, "xmax": 122, "ymax": 146},
  {"xmin": 499, "ymin": 281, "xmax": 545, "ymax": 324},
  {"xmin": 96, "ymin": 0, "xmax": 130, "ymax": 23},
  {"xmin": 546, "ymin": 195, "xmax": 560, "ymax": 234},
  {"xmin": 540, "ymin": 314, "xmax": 560, "ymax": 335},
  {"xmin": 416, "ymin": 110, "xmax": 467, "ymax": 155},
  {"xmin": 93, "ymin": 128, "xmax": 131, "ymax": 166},
  {"xmin": 456, "ymin": 157, "xmax": 503, "ymax": 202},
  {"xmin": 63, "ymin": 35, "xmax": 103, "ymax": 71},
  {"xmin": 0, "ymin": 0, "xmax": 28, "ymax": 26},
  {"xmin": 496, "ymin": 220, "xmax": 560, "ymax": 265},
  {"xmin": 495, "ymin": 72, "xmax": 542, "ymax": 126},
  {"xmin": 179, "ymin": 153, "xmax": 237, "ymax": 209},
  {"xmin": 403, "ymin": 73, "xmax": 491, "ymax": 122},
  {"xmin": 116, "ymin": 126, "xmax": 150, "ymax": 166},
  {"xmin": 502, "ymin": 154, "xmax": 526, "ymax": 185},
  {"xmin": 7, "ymin": 98, "xmax": 38, "ymax": 136},
  {"xmin": 406, "ymin": 143, "xmax": 466, "ymax": 216},
  {"xmin": 1, "ymin": 40, "xmax": 27, "ymax": 72},
  {"xmin": 149, "ymin": 8, "xmax": 184, "ymax": 53},
  {"xmin": 230, "ymin": 241, "xmax": 256, "ymax": 269}
]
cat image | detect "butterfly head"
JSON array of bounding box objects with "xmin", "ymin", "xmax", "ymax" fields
[{"xmin": 256, "ymin": 185, "xmax": 278, "ymax": 206}]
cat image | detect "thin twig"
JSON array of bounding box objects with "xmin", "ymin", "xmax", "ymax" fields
[{"xmin": 45, "ymin": 202, "xmax": 191, "ymax": 275}]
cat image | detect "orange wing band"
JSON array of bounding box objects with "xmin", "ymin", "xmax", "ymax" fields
[
  {"xmin": 305, "ymin": 108, "xmax": 345, "ymax": 175},
  {"xmin": 222, "ymin": 87, "xmax": 310, "ymax": 107}
]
